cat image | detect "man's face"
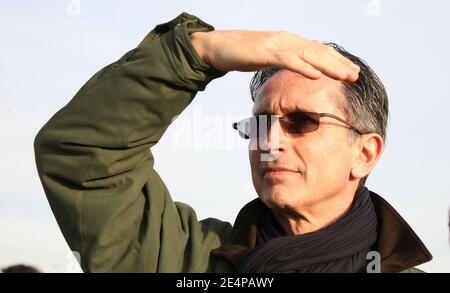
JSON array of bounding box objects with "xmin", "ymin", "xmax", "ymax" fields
[{"xmin": 249, "ymin": 70, "xmax": 358, "ymax": 214}]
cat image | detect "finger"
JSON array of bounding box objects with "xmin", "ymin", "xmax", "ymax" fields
[
  {"xmin": 344, "ymin": 58, "xmax": 361, "ymax": 72},
  {"xmin": 333, "ymin": 53, "xmax": 360, "ymax": 81},
  {"xmin": 335, "ymin": 54, "xmax": 361, "ymax": 78},
  {"xmin": 340, "ymin": 57, "xmax": 360, "ymax": 81},
  {"xmin": 299, "ymin": 46, "xmax": 355, "ymax": 81},
  {"xmin": 332, "ymin": 57, "xmax": 360, "ymax": 81},
  {"xmin": 321, "ymin": 48, "xmax": 358, "ymax": 79},
  {"xmin": 305, "ymin": 54, "xmax": 348, "ymax": 80},
  {"xmin": 345, "ymin": 68, "xmax": 359, "ymax": 82},
  {"xmin": 272, "ymin": 51, "xmax": 323, "ymax": 79},
  {"xmin": 326, "ymin": 46, "xmax": 361, "ymax": 77}
]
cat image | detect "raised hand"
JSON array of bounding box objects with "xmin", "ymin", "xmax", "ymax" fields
[{"xmin": 191, "ymin": 30, "xmax": 360, "ymax": 81}]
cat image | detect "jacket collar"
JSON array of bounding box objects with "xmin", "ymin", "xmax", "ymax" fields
[{"xmin": 211, "ymin": 190, "xmax": 432, "ymax": 273}]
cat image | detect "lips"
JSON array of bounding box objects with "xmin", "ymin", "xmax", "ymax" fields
[
  {"xmin": 263, "ymin": 167, "xmax": 297, "ymax": 173},
  {"xmin": 262, "ymin": 167, "xmax": 299, "ymax": 177}
]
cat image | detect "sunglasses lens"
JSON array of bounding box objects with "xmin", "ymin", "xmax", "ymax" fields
[
  {"xmin": 282, "ymin": 112, "xmax": 320, "ymax": 134},
  {"xmin": 234, "ymin": 112, "xmax": 320, "ymax": 139}
]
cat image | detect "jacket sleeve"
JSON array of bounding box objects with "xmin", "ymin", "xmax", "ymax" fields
[{"xmin": 34, "ymin": 12, "xmax": 232, "ymax": 272}]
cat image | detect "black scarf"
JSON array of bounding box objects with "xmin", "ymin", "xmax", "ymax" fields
[{"xmin": 237, "ymin": 187, "xmax": 378, "ymax": 273}]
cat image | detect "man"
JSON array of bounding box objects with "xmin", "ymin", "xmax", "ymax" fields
[{"xmin": 34, "ymin": 12, "xmax": 431, "ymax": 272}]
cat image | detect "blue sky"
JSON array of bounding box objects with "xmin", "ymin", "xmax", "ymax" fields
[{"xmin": 0, "ymin": 0, "xmax": 449, "ymax": 272}]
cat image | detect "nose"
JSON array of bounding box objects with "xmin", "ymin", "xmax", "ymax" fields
[{"xmin": 259, "ymin": 117, "xmax": 287, "ymax": 154}]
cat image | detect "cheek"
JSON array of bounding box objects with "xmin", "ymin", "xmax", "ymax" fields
[
  {"xmin": 293, "ymin": 137, "xmax": 352, "ymax": 184},
  {"xmin": 313, "ymin": 144, "xmax": 353, "ymax": 183}
]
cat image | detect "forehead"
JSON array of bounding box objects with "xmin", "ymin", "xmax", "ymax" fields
[{"xmin": 253, "ymin": 70, "xmax": 345, "ymax": 115}]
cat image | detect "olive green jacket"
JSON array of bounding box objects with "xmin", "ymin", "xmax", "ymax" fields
[{"xmin": 34, "ymin": 12, "xmax": 432, "ymax": 273}]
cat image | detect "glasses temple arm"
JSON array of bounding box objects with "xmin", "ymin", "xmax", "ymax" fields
[{"xmin": 319, "ymin": 113, "xmax": 364, "ymax": 135}]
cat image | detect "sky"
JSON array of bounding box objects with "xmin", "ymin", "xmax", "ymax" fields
[{"xmin": 0, "ymin": 0, "xmax": 449, "ymax": 273}]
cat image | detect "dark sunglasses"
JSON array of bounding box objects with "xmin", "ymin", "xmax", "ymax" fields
[{"xmin": 232, "ymin": 111, "xmax": 364, "ymax": 139}]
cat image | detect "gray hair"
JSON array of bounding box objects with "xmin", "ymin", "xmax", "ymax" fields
[{"xmin": 249, "ymin": 42, "xmax": 389, "ymax": 190}]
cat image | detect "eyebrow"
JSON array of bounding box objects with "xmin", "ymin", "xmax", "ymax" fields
[{"xmin": 253, "ymin": 106, "xmax": 313, "ymax": 116}]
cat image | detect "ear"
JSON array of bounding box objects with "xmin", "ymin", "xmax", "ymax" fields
[{"xmin": 350, "ymin": 133, "xmax": 384, "ymax": 180}]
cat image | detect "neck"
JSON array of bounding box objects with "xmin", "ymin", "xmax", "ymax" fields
[{"xmin": 272, "ymin": 185, "xmax": 358, "ymax": 235}]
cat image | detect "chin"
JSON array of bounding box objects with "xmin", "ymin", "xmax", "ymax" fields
[{"xmin": 260, "ymin": 186, "xmax": 299, "ymax": 211}]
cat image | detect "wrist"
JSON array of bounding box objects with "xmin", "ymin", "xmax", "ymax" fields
[{"xmin": 190, "ymin": 31, "xmax": 209, "ymax": 65}]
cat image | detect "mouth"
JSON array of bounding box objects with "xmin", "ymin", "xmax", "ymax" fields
[{"xmin": 263, "ymin": 167, "xmax": 299, "ymax": 178}]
